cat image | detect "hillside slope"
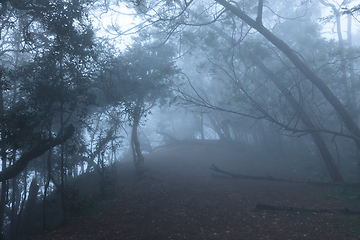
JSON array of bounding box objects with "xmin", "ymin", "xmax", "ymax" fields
[{"xmin": 29, "ymin": 141, "xmax": 360, "ymax": 240}]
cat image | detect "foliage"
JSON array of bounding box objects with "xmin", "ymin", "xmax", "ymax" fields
[{"xmin": 99, "ymin": 40, "xmax": 179, "ymax": 121}]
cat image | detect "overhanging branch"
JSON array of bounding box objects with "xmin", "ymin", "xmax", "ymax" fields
[{"xmin": 0, "ymin": 124, "xmax": 75, "ymax": 182}]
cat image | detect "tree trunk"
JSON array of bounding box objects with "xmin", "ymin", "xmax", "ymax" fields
[
  {"xmin": 16, "ymin": 170, "xmax": 27, "ymax": 239},
  {"xmin": 319, "ymin": 1, "xmax": 351, "ymax": 108},
  {"xmin": 189, "ymin": 4, "xmax": 344, "ymax": 181},
  {"xmin": 214, "ymin": 0, "xmax": 360, "ymax": 150},
  {"xmin": 200, "ymin": 113, "xmax": 205, "ymax": 140},
  {"xmin": 131, "ymin": 101, "xmax": 145, "ymax": 173},
  {"xmin": 10, "ymin": 150, "xmax": 20, "ymax": 240},
  {"xmin": 207, "ymin": 113, "xmax": 226, "ymax": 140},
  {"xmin": 60, "ymin": 102, "xmax": 66, "ymax": 221},
  {"xmin": 43, "ymin": 146, "xmax": 52, "ymax": 231},
  {"xmin": 0, "ymin": 79, "xmax": 7, "ymax": 240},
  {"xmin": 10, "ymin": 28, "xmax": 20, "ymax": 239},
  {"xmin": 347, "ymin": 14, "xmax": 357, "ymax": 116},
  {"xmin": 221, "ymin": 121, "xmax": 232, "ymax": 140},
  {"xmin": 23, "ymin": 178, "xmax": 39, "ymax": 237},
  {"xmin": 254, "ymin": 59, "xmax": 344, "ymax": 182}
]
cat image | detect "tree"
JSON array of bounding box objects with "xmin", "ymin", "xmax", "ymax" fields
[
  {"xmin": 125, "ymin": 0, "xmax": 360, "ymax": 181},
  {"xmin": 201, "ymin": 18, "xmax": 346, "ymax": 181},
  {"xmin": 212, "ymin": 0, "xmax": 360, "ymax": 150},
  {"xmin": 16, "ymin": 0, "xmax": 96, "ymax": 227},
  {"xmin": 99, "ymin": 41, "xmax": 178, "ymax": 172},
  {"xmin": 0, "ymin": 0, "xmax": 96, "ymax": 236}
]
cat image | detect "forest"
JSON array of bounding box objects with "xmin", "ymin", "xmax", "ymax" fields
[{"xmin": 0, "ymin": 0, "xmax": 360, "ymax": 239}]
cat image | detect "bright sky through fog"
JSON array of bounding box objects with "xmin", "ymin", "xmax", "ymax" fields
[
  {"xmin": 91, "ymin": 0, "xmax": 360, "ymax": 46},
  {"xmin": 320, "ymin": 0, "xmax": 360, "ymax": 44},
  {"xmin": 91, "ymin": 2, "xmax": 141, "ymax": 49}
]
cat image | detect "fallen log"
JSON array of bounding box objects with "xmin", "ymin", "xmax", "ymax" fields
[
  {"xmin": 255, "ymin": 203, "xmax": 360, "ymax": 215},
  {"xmin": 209, "ymin": 164, "xmax": 299, "ymax": 183},
  {"xmin": 209, "ymin": 164, "xmax": 360, "ymax": 187}
]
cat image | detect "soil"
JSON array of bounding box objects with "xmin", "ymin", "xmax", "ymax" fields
[{"xmin": 28, "ymin": 141, "xmax": 360, "ymax": 240}]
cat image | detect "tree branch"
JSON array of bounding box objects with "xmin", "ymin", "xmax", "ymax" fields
[
  {"xmin": 0, "ymin": 124, "xmax": 75, "ymax": 182},
  {"xmin": 256, "ymin": 0, "xmax": 264, "ymax": 25},
  {"xmin": 214, "ymin": 0, "xmax": 360, "ymax": 149}
]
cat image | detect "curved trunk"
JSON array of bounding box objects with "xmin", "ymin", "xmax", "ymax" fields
[
  {"xmin": 255, "ymin": 59, "xmax": 344, "ymax": 182},
  {"xmin": 191, "ymin": 4, "xmax": 344, "ymax": 181},
  {"xmin": 214, "ymin": 0, "xmax": 360, "ymax": 150}
]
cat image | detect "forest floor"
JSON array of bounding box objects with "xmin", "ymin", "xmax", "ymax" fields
[{"xmin": 29, "ymin": 141, "xmax": 360, "ymax": 240}]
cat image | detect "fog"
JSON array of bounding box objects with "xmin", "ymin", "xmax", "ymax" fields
[{"xmin": 0, "ymin": 0, "xmax": 360, "ymax": 239}]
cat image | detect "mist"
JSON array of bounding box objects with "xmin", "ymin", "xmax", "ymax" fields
[{"xmin": 0, "ymin": 0, "xmax": 360, "ymax": 239}]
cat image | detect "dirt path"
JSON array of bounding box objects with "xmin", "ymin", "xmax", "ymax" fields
[{"xmin": 29, "ymin": 143, "xmax": 360, "ymax": 240}]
